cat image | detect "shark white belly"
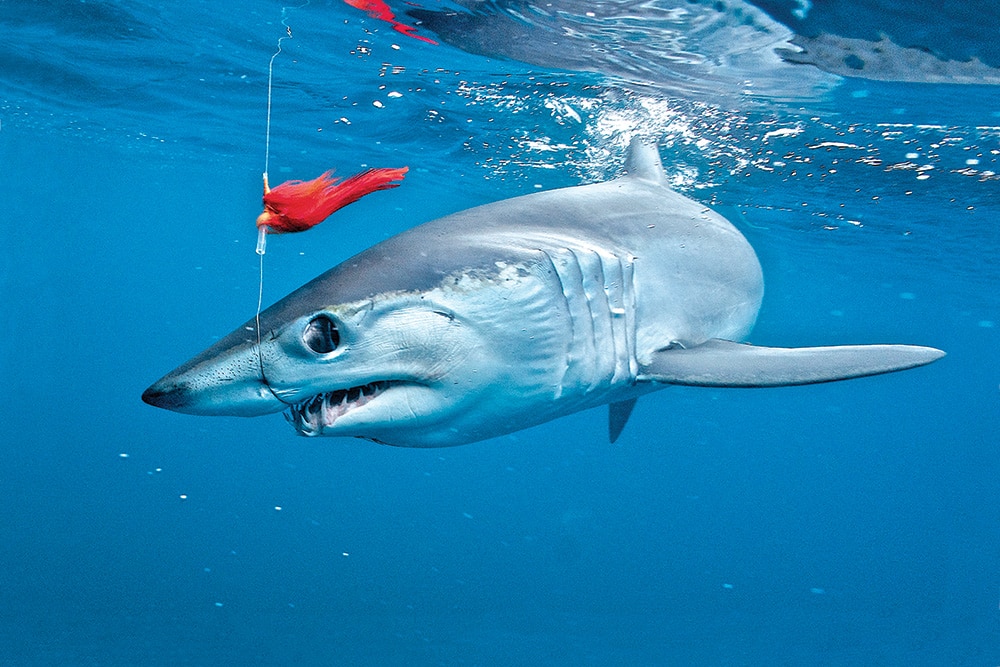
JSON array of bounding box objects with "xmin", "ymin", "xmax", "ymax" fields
[{"xmin": 142, "ymin": 140, "xmax": 943, "ymax": 447}]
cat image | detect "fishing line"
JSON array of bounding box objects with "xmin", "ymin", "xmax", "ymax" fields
[
  {"xmin": 259, "ymin": 4, "xmax": 305, "ymax": 256},
  {"xmin": 256, "ymin": 2, "xmax": 309, "ymax": 380},
  {"xmin": 252, "ymin": 0, "xmax": 405, "ymax": 385}
]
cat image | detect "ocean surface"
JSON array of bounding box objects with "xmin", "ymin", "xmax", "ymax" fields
[{"xmin": 2, "ymin": 0, "xmax": 999, "ymax": 664}]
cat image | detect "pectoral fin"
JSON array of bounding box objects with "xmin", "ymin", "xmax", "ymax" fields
[{"xmin": 638, "ymin": 339, "xmax": 944, "ymax": 388}]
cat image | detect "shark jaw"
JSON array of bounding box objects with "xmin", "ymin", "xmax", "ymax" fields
[{"xmin": 283, "ymin": 380, "xmax": 408, "ymax": 436}]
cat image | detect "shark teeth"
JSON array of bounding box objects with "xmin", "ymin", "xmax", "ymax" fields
[{"xmin": 284, "ymin": 381, "xmax": 392, "ymax": 436}]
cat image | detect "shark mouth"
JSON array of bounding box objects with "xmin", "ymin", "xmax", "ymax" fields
[{"xmin": 284, "ymin": 381, "xmax": 395, "ymax": 436}]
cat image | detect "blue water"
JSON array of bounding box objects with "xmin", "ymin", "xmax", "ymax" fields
[{"xmin": 2, "ymin": 1, "xmax": 999, "ymax": 664}]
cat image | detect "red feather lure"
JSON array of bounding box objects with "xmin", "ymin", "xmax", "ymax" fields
[
  {"xmin": 256, "ymin": 167, "xmax": 408, "ymax": 234},
  {"xmin": 341, "ymin": 0, "xmax": 438, "ymax": 45}
]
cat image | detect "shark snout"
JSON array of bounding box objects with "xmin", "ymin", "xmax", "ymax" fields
[
  {"xmin": 142, "ymin": 341, "xmax": 288, "ymax": 417},
  {"xmin": 141, "ymin": 380, "xmax": 193, "ymax": 411},
  {"xmin": 142, "ymin": 372, "xmax": 285, "ymax": 416}
]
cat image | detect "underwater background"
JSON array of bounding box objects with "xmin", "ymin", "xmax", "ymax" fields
[{"xmin": 1, "ymin": 0, "xmax": 998, "ymax": 664}]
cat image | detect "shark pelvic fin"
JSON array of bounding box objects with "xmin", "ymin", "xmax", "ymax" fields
[{"xmin": 608, "ymin": 398, "xmax": 638, "ymax": 443}]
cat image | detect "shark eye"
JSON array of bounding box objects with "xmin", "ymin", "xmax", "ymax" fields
[{"xmin": 302, "ymin": 315, "xmax": 340, "ymax": 354}]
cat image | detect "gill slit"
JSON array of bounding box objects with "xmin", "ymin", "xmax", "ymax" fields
[{"xmin": 540, "ymin": 249, "xmax": 574, "ymax": 399}]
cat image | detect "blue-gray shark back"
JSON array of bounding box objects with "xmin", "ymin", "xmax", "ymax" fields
[{"xmin": 142, "ymin": 140, "xmax": 944, "ymax": 447}]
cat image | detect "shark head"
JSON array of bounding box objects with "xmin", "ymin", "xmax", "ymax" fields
[
  {"xmin": 143, "ymin": 238, "xmax": 576, "ymax": 447},
  {"xmin": 144, "ymin": 290, "xmax": 507, "ymax": 447}
]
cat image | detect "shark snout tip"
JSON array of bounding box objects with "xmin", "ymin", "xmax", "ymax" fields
[
  {"xmin": 140, "ymin": 386, "xmax": 160, "ymax": 407},
  {"xmin": 141, "ymin": 380, "xmax": 186, "ymax": 411}
]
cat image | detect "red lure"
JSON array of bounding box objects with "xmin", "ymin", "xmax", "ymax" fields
[
  {"xmin": 256, "ymin": 167, "xmax": 408, "ymax": 234},
  {"xmin": 342, "ymin": 0, "xmax": 439, "ymax": 45}
]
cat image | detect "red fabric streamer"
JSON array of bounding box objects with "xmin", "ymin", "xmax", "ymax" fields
[
  {"xmin": 256, "ymin": 167, "xmax": 408, "ymax": 234},
  {"xmin": 342, "ymin": 0, "xmax": 439, "ymax": 45}
]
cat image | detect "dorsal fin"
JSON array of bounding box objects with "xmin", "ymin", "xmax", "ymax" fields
[{"xmin": 623, "ymin": 138, "xmax": 667, "ymax": 184}]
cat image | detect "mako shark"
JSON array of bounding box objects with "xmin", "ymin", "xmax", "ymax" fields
[{"xmin": 142, "ymin": 140, "xmax": 944, "ymax": 447}]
